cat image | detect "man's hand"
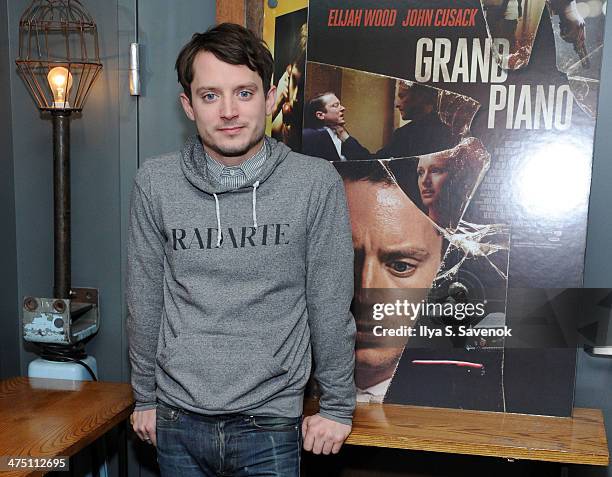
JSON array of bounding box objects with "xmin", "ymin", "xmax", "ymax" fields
[
  {"xmin": 272, "ymin": 68, "xmax": 290, "ymax": 120},
  {"xmin": 302, "ymin": 413, "xmax": 352, "ymax": 455},
  {"xmin": 332, "ymin": 125, "xmax": 350, "ymax": 142},
  {"xmin": 554, "ymin": 0, "xmax": 587, "ymax": 64},
  {"xmin": 559, "ymin": 10, "xmax": 585, "ymax": 45},
  {"xmin": 130, "ymin": 408, "xmax": 157, "ymax": 446}
]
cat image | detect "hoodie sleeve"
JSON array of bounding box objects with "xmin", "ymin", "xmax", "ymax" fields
[
  {"xmin": 126, "ymin": 170, "xmax": 165, "ymax": 411},
  {"xmin": 306, "ymin": 173, "xmax": 356, "ymax": 426}
]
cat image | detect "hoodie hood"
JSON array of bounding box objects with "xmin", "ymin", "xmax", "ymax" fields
[
  {"xmin": 180, "ymin": 134, "xmax": 293, "ymax": 247},
  {"xmin": 180, "ymin": 134, "xmax": 292, "ymax": 195}
]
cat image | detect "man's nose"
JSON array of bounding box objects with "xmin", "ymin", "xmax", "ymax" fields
[
  {"xmin": 340, "ymin": 104, "xmax": 345, "ymax": 112},
  {"xmin": 220, "ymin": 96, "xmax": 238, "ymax": 119},
  {"xmin": 422, "ymin": 170, "xmax": 432, "ymax": 185},
  {"xmin": 358, "ymin": 258, "xmax": 380, "ymax": 292}
]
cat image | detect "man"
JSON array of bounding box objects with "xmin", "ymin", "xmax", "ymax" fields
[
  {"xmin": 336, "ymin": 160, "xmax": 443, "ymax": 402},
  {"xmin": 271, "ymin": 22, "xmax": 307, "ymax": 151},
  {"xmin": 374, "ymin": 81, "xmax": 458, "ymax": 159},
  {"xmin": 483, "ymin": 0, "xmax": 523, "ymax": 48},
  {"xmin": 302, "ymin": 92, "xmax": 370, "ymax": 161},
  {"xmin": 483, "ymin": 0, "xmax": 587, "ymax": 65},
  {"xmin": 127, "ymin": 23, "xmax": 355, "ymax": 476}
]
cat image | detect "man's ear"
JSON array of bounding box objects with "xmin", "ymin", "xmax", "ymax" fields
[
  {"xmin": 179, "ymin": 93, "xmax": 195, "ymax": 121},
  {"xmin": 315, "ymin": 110, "xmax": 325, "ymax": 121},
  {"xmin": 265, "ymin": 85, "xmax": 277, "ymax": 116}
]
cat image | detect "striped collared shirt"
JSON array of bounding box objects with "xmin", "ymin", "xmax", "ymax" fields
[{"xmin": 205, "ymin": 139, "xmax": 268, "ymax": 189}]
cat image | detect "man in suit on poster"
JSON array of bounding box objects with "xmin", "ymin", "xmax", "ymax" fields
[
  {"xmin": 375, "ymin": 81, "xmax": 457, "ymax": 159},
  {"xmin": 302, "ymin": 92, "xmax": 371, "ymax": 161}
]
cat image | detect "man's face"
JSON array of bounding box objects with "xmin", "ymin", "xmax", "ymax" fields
[
  {"xmin": 417, "ymin": 154, "xmax": 451, "ymax": 210},
  {"xmin": 316, "ymin": 94, "xmax": 346, "ymax": 127},
  {"xmin": 395, "ymin": 85, "xmax": 431, "ymax": 121},
  {"xmin": 344, "ymin": 179, "xmax": 442, "ymax": 388},
  {"xmin": 395, "ymin": 86, "xmax": 414, "ymax": 120},
  {"xmin": 180, "ymin": 51, "xmax": 276, "ymax": 165}
]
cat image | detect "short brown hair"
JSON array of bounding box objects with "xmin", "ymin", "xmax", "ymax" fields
[
  {"xmin": 306, "ymin": 92, "xmax": 335, "ymax": 127},
  {"xmin": 175, "ymin": 23, "xmax": 273, "ymax": 100}
]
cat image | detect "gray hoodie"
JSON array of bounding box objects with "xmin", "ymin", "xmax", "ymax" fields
[{"xmin": 127, "ymin": 136, "xmax": 356, "ymax": 425}]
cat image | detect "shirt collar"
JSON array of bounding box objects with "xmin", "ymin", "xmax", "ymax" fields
[
  {"xmin": 356, "ymin": 378, "xmax": 392, "ymax": 403},
  {"xmin": 324, "ymin": 127, "xmax": 346, "ymax": 161},
  {"xmin": 204, "ymin": 139, "xmax": 268, "ymax": 186}
]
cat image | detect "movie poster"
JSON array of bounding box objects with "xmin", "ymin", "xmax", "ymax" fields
[{"xmin": 266, "ymin": 0, "xmax": 606, "ymax": 416}]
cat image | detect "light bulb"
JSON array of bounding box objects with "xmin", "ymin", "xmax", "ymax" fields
[{"xmin": 47, "ymin": 67, "xmax": 73, "ymax": 108}]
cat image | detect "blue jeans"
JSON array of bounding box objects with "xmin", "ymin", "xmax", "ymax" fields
[{"xmin": 156, "ymin": 401, "xmax": 302, "ymax": 476}]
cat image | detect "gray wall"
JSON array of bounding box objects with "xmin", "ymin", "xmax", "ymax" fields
[
  {"xmin": 0, "ymin": 0, "xmax": 19, "ymax": 380},
  {"xmin": 574, "ymin": 4, "xmax": 612, "ymax": 475},
  {"xmin": 5, "ymin": 0, "xmax": 57, "ymax": 373}
]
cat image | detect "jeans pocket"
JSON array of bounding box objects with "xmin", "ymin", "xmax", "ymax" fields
[{"xmin": 250, "ymin": 415, "xmax": 301, "ymax": 432}]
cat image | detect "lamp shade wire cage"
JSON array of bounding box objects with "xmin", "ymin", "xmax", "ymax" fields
[{"xmin": 15, "ymin": 0, "xmax": 102, "ymax": 112}]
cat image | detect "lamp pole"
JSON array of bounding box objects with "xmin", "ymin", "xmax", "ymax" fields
[{"xmin": 52, "ymin": 110, "xmax": 71, "ymax": 299}]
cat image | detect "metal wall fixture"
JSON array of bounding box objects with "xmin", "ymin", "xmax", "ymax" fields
[{"xmin": 129, "ymin": 42, "xmax": 140, "ymax": 96}]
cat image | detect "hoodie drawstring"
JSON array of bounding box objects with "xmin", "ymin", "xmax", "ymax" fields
[
  {"xmin": 252, "ymin": 181, "xmax": 260, "ymax": 230},
  {"xmin": 213, "ymin": 193, "xmax": 222, "ymax": 248}
]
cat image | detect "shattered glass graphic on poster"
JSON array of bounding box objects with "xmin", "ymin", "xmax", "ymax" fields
[
  {"xmin": 295, "ymin": 0, "xmax": 605, "ymax": 416},
  {"xmin": 387, "ymin": 219, "xmax": 511, "ymax": 411},
  {"xmin": 481, "ymin": 0, "xmax": 547, "ymax": 70},
  {"xmin": 479, "ymin": 0, "xmax": 606, "ymax": 117}
]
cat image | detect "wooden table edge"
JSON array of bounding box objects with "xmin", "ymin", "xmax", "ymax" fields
[
  {"xmin": 305, "ymin": 400, "xmax": 609, "ymax": 466},
  {"xmin": 0, "ymin": 378, "xmax": 135, "ymax": 477},
  {"xmin": 343, "ymin": 433, "xmax": 610, "ymax": 466},
  {"xmin": 61, "ymin": 400, "xmax": 135, "ymax": 458}
]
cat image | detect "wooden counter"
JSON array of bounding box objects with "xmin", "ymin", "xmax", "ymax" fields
[
  {"xmin": 305, "ymin": 400, "xmax": 609, "ymax": 466},
  {"xmin": 0, "ymin": 377, "xmax": 134, "ymax": 477},
  {"xmin": 1, "ymin": 376, "xmax": 605, "ymax": 474}
]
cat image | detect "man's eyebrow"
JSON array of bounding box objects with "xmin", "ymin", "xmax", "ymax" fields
[
  {"xmin": 234, "ymin": 82, "xmax": 259, "ymax": 90},
  {"xmin": 194, "ymin": 86, "xmax": 220, "ymax": 95},
  {"xmin": 379, "ymin": 247, "xmax": 430, "ymax": 262}
]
